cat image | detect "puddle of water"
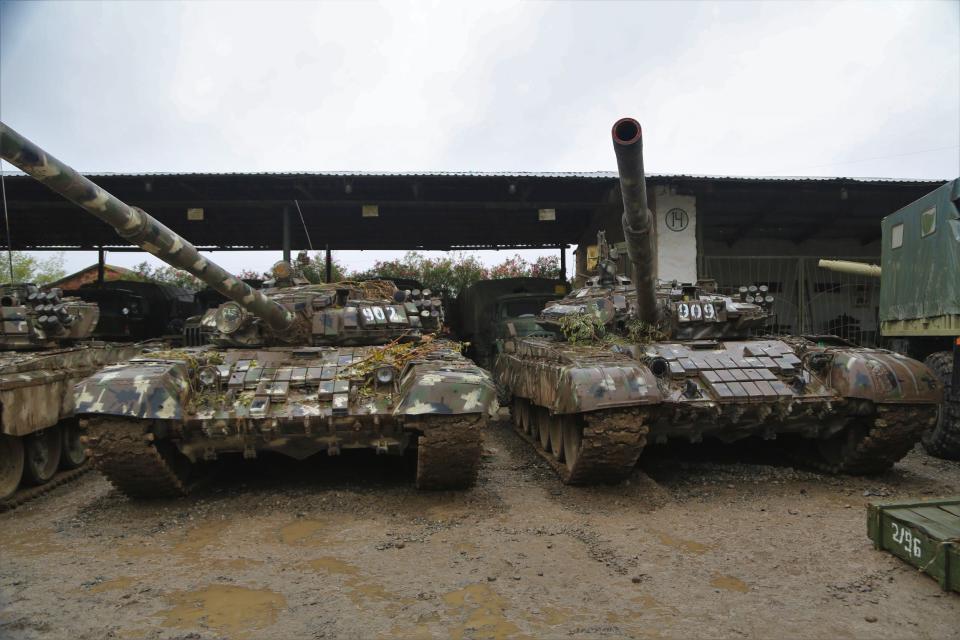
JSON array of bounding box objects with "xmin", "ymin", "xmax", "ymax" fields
[
  {"xmin": 538, "ymin": 606, "xmax": 573, "ymax": 626},
  {"xmin": 651, "ymin": 530, "xmax": 711, "ymax": 555},
  {"xmin": 454, "ymin": 542, "xmax": 479, "ymax": 555},
  {"xmin": 279, "ymin": 519, "xmax": 327, "ymax": 545},
  {"xmin": 307, "ymin": 556, "xmax": 411, "ymax": 609},
  {"xmin": 630, "ymin": 595, "xmax": 679, "ymax": 618},
  {"xmin": 90, "ymin": 576, "xmax": 136, "ymax": 593},
  {"xmin": 710, "ymin": 574, "xmax": 749, "ymax": 593},
  {"xmin": 208, "ymin": 557, "xmax": 264, "ymax": 571},
  {"xmin": 442, "ymin": 583, "xmax": 527, "ymax": 640},
  {"xmin": 4, "ymin": 529, "xmax": 63, "ymax": 556},
  {"xmin": 158, "ymin": 584, "xmax": 286, "ymax": 639},
  {"xmin": 308, "ymin": 556, "xmax": 359, "ymax": 575},
  {"xmin": 381, "ymin": 623, "xmax": 434, "ymax": 639},
  {"xmin": 172, "ymin": 521, "xmax": 232, "ymax": 557}
]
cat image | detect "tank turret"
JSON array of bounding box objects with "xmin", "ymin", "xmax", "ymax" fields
[
  {"xmin": 611, "ymin": 117, "xmax": 658, "ymax": 325},
  {"xmin": 0, "ymin": 283, "xmax": 99, "ymax": 349}
]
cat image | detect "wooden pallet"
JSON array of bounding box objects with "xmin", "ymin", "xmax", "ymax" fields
[{"xmin": 867, "ymin": 497, "xmax": 960, "ymax": 592}]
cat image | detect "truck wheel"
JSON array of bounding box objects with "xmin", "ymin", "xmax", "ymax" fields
[{"xmin": 920, "ymin": 351, "xmax": 960, "ymax": 460}]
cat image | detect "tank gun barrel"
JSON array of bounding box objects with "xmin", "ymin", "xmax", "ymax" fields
[
  {"xmin": 817, "ymin": 259, "xmax": 882, "ymax": 278},
  {"xmin": 0, "ymin": 122, "xmax": 294, "ymax": 332},
  {"xmin": 611, "ymin": 117, "xmax": 658, "ymax": 324}
]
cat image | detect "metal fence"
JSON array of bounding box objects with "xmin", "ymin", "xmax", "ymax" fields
[{"xmin": 701, "ymin": 256, "xmax": 881, "ymax": 346}]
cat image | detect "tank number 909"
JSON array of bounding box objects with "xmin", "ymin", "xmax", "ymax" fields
[
  {"xmin": 889, "ymin": 521, "xmax": 922, "ymax": 559},
  {"xmin": 676, "ymin": 302, "xmax": 716, "ymax": 321}
]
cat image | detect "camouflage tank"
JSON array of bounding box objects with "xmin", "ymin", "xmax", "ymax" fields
[
  {"xmin": 494, "ymin": 117, "xmax": 942, "ymax": 484},
  {"xmin": 0, "ymin": 282, "xmax": 140, "ymax": 501},
  {"xmin": 0, "ymin": 122, "xmax": 498, "ymax": 498}
]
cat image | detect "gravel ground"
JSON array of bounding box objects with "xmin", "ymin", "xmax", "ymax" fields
[{"xmin": 1, "ymin": 416, "xmax": 958, "ymax": 640}]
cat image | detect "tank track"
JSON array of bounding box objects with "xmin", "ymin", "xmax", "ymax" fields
[
  {"xmin": 0, "ymin": 462, "xmax": 92, "ymax": 512},
  {"xmin": 798, "ymin": 404, "xmax": 939, "ymax": 475},
  {"xmin": 512, "ymin": 402, "xmax": 648, "ymax": 485},
  {"xmin": 920, "ymin": 352, "xmax": 960, "ymax": 460},
  {"xmin": 414, "ymin": 414, "xmax": 484, "ymax": 490},
  {"xmin": 83, "ymin": 418, "xmax": 191, "ymax": 499}
]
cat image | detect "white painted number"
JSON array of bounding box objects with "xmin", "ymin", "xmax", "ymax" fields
[
  {"xmin": 703, "ymin": 303, "xmax": 715, "ymax": 320},
  {"xmin": 387, "ymin": 306, "xmax": 402, "ymax": 323},
  {"xmin": 677, "ymin": 303, "xmax": 690, "ymax": 319},
  {"xmin": 361, "ymin": 307, "xmax": 375, "ymax": 322},
  {"xmin": 890, "ymin": 522, "xmax": 922, "ymax": 559},
  {"xmin": 372, "ymin": 306, "xmax": 386, "ymax": 321},
  {"xmin": 690, "ymin": 303, "xmax": 703, "ymax": 320}
]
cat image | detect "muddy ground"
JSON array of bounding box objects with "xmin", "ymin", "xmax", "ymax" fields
[{"xmin": 1, "ymin": 417, "xmax": 958, "ymax": 640}]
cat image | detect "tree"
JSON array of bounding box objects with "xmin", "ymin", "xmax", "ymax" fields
[
  {"xmin": 1, "ymin": 251, "xmax": 66, "ymax": 285},
  {"xmin": 354, "ymin": 251, "xmax": 490, "ymax": 298},
  {"xmin": 128, "ymin": 261, "xmax": 204, "ymax": 291}
]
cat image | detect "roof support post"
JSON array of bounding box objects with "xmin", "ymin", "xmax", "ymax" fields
[
  {"xmin": 282, "ymin": 206, "xmax": 291, "ymax": 263},
  {"xmin": 97, "ymin": 247, "xmax": 105, "ymax": 284},
  {"xmin": 559, "ymin": 244, "xmax": 567, "ymax": 282},
  {"xmin": 325, "ymin": 245, "xmax": 332, "ymax": 283}
]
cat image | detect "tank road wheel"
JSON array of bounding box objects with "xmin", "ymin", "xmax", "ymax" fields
[
  {"xmin": 561, "ymin": 415, "xmax": 583, "ymax": 472},
  {"xmin": 415, "ymin": 415, "xmax": 484, "ymax": 490},
  {"xmin": 920, "ymin": 352, "xmax": 960, "ymax": 460},
  {"xmin": 22, "ymin": 426, "xmax": 63, "ymax": 486},
  {"xmin": 59, "ymin": 420, "xmax": 87, "ymax": 470},
  {"xmin": 537, "ymin": 407, "xmax": 551, "ymax": 451},
  {"xmin": 0, "ymin": 434, "xmax": 25, "ymax": 500},
  {"xmin": 548, "ymin": 415, "xmax": 564, "ymax": 461},
  {"xmin": 805, "ymin": 405, "xmax": 939, "ymax": 475}
]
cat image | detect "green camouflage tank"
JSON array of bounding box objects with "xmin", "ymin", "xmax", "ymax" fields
[
  {"xmin": 1, "ymin": 282, "xmax": 141, "ymax": 502},
  {"xmin": 495, "ymin": 118, "xmax": 942, "ymax": 484},
  {"xmin": 0, "ymin": 122, "xmax": 498, "ymax": 498}
]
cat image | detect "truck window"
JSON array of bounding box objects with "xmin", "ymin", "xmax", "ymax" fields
[
  {"xmin": 891, "ymin": 223, "xmax": 904, "ymax": 249},
  {"xmin": 920, "ymin": 206, "xmax": 937, "ymax": 237}
]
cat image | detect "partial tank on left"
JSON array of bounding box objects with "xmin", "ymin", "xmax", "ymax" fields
[{"xmin": 0, "ymin": 282, "xmax": 141, "ymax": 503}]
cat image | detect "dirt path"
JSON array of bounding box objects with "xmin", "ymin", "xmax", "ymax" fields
[{"xmin": 1, "ymin": 418, "xmax": 958, "ymax": 640}]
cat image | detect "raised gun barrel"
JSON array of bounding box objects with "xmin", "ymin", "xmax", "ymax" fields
[
  {"xmin": 817, "ymin": 259, "xmax": 882, "ymax": 278},
  {"xmin": 0, "ymin": 122, "xmax": 294, "ymax": 332},
  {"xmin": 611, "ymin": 117, "xmax": 658, "ymax": 324}
]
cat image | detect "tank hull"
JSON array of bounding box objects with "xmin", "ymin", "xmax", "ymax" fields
[
  {"xmin": 76, "ymin": 341, "xmax": 498, "ymax": 496},
  {"xmin": 496, "ymin": 337, "xmax": 941, "ymax": 483},
  {"xmin": 0, "ymin": 342, "xmax": 143, "ymax": 503}
]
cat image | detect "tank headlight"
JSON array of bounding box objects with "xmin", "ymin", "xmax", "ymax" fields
[
  {"xmin": 215, "ymin": 302, "xmax": 246, "ymax": 334},
  {"xmin": 375, "ymin": 365, "xmax": 396, "ymax": 385},
  {"xmin": 121, "ymin": 306, "xmax": 130, "ymax": 316},
  {"xmin": 198, "ymin": 366, "xmax": 219, "ymax": 388}
]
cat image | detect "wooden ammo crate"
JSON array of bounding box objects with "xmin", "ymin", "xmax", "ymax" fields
[{"xmin": 867, "ymin": 497, "xmax": 960, "ymax": 592}]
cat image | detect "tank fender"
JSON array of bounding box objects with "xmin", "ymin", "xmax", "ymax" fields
[
  {"xmin": 394, "ymin": 362, "xmax": 499, "ymax": 416},
  {"xmin": 496, "ymin": 352, "xmax": 662, "ymax": 414},
  {"xmin": 74, "ymin": 361, "xmax": 190, "ymax": 419},
  {"xmin": 828, "ymin": 349, "xmax": 942, "ymax": 404}
]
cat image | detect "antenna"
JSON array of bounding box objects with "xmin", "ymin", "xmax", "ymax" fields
[{"xmin": 294, "ymin": 199, "xmax": 314, "ymax": 251}]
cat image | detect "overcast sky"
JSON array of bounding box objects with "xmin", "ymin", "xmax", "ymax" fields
[{"xmin": 1, "ymin": 0, "xmax": 958, "ymax": 278}]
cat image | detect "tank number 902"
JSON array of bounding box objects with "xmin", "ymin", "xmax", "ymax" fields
[
  {"xmin": 361, "ymin": 306, "xmax": 405, "ymax": 324},
  {"xmin": 889, "ymin": 521, "xmax": 923, "ymax": 559},
  {"xmin": 676, "ymin": 302, "xmax": 716, "ymax": 322}
]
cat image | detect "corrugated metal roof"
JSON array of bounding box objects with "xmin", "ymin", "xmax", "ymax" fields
[{"xmin": 0, "ymin": 168, "xmax": 946, "ymax": 184}]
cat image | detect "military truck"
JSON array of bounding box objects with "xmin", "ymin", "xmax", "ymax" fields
[
  {"xmin": 0, "ymin": 283, "xmax": 140, "ymax": 502},
  {"xmin": 1, "ymin": 121, "xmax": 498, "ymax": 498},
  {"xmin": 454, "ymin": 277, "xmax": 568, "ymax": 370},
  {"xmin": 495, "ymin": 117, "xmax": 942, "ymax": 485},
  {"xmin": 69, "ymin": 280, "xmax": 201, "ymax": 343},
  {"xmin": 819, "ymin": 177, "xmax": 960, "ymax": 459}
]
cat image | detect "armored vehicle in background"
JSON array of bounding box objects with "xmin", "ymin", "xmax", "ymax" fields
[
  {"xmin": 819, "ymin": 178, "xmax": 960, "ymax": 459},
  {"xmin": 70, "ymin": 280, "xmax": 201, "ymax": 343},
  {"xmin": 0, "ymin": 283, "xmax": 139, "ymax": 501},
  {"xmin": 1, "ymin": 122, "xmax": 498, "ymax": 498},
  {"xmin": 495, "ymin": 117, "xmax": 942, "ymax": 484},
  {"xmin": 454, "ymin": 277, "xmax": 568, "ymax": 370}
]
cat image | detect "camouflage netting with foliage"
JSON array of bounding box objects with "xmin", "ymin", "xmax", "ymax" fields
[{"xmin": 559, "ymin": 313, "xmax": 667, "ymax": 346}]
